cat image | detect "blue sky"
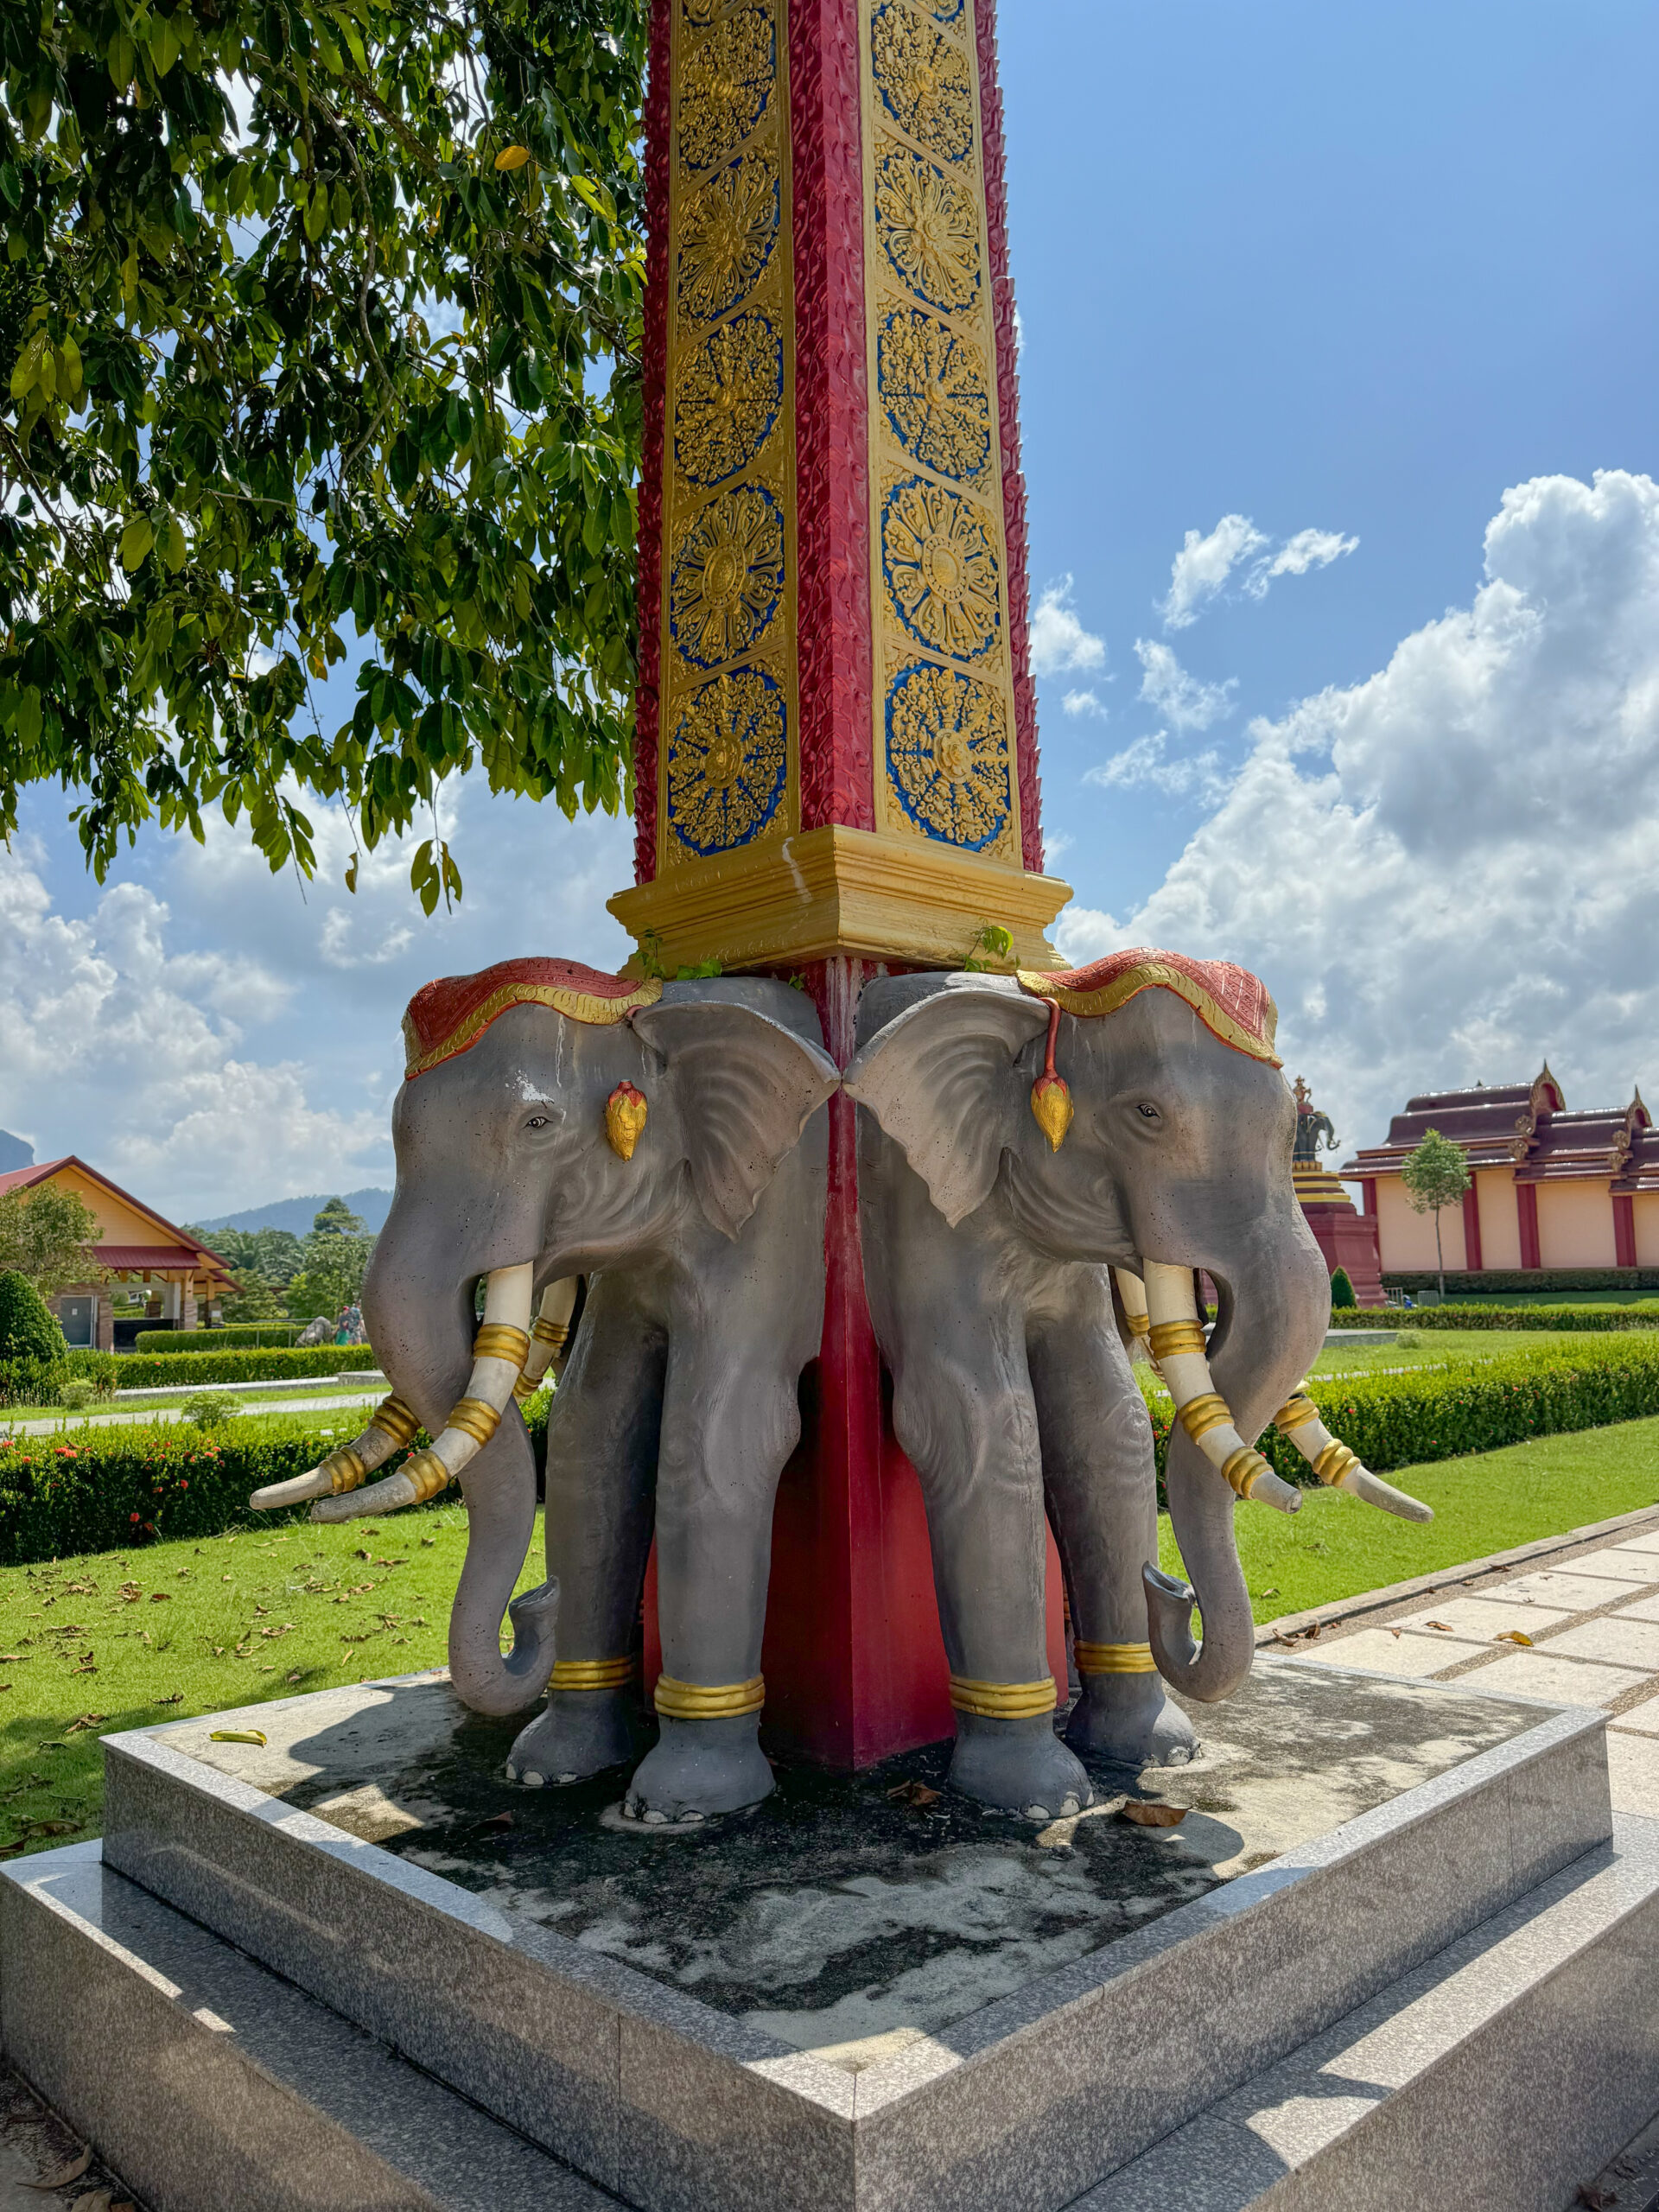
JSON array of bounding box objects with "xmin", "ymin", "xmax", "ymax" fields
[{"xmin": 4, "ymin": 1, "xmax": 1659, "ymax": 1218}]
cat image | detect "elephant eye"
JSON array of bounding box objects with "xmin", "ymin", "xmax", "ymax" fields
[
  {"xmin": 1137, "ymin": 1103, "xmax": 1160, "ymax": 1122},
  {"xmin": 524, "ymin": 1115, "xmax": 550, "ymax": 1130}
]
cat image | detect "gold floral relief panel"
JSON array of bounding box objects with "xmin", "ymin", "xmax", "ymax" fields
[
  {"xmin": 661, "ymin": 0, "xmax": 800, "ymax": 870},
  {"xmin": 861, "ymin": 0, "xmax": 1021, "ymax": 861}
]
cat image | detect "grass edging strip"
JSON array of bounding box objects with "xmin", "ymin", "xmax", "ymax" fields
[{"xmin": 1253, "ymin": 1497, "xmax": 1659, "ymax": 1648}]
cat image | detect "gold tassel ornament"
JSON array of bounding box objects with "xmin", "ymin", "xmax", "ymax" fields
[
  {"xmin": 606, "ymin": 1080, "xmax": 649, "ymax": 1160},
  {"xmin": 1029, "ymin": 1001, "xmax": 1074, "ymax": 1152}
]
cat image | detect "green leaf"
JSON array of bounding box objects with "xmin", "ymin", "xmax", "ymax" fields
[
  {"xmin": 119, "ymin": 517, "xmax": 156, "ymax": 573},
  {"xmin": 13, "ymin": 689, "xmax": 42, "ymax": 745},
  {"xmin": 162, "ymin": 515, "xmax": 188, "ymax": 572},
  {"xmin": 107, "ymin": 29, "xmax": 137, "ymax": 87},
  {"xmin": 149, "ymin": 15, "xmax": 181, "ymax": 77}
]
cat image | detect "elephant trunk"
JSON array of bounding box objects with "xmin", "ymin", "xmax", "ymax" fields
[
  {"xmin": 352, "ymin": 1233, "xmax": 557, "ymax": 1716},
  {"xmin": 1138, "ymin": 1224, "xmax": 1328, "ymax": 1701}
]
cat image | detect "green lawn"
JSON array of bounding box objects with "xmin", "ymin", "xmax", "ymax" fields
[
  {"xmin": 4, "ymin": 1414, "xmax": 1658, "ymax": 1861},
  {"xmin": 5, "ymin": 1379, "xmax": 383, "ymax": 1425},
  {"xmin": 1164, "ymin": 1414, "xmax": 1659, "ymax": 1623},
  {"xmin": 0, "ymin": 1506, "xmax": 546, "ymax": 1862},
  {"xmin": 1307, "ymin": 1328, "xmax": 1586, "ymax": 1376}
]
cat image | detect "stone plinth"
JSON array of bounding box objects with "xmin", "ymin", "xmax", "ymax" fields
[{"xmin": 6, "ymin": 1661, "xmax": 1653, "ymax": 2212}]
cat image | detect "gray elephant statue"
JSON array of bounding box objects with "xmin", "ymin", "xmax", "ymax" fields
[
  {"xmin": 251, "ymin": 957, "xmax": 837, "ymax": 1824},
  {"xmin": 843, "ymin": 950, "xmax": 1428, "ymax": 1818}
]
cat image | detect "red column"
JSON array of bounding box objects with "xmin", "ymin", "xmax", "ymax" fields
[
  {"xmin": 1517, "ymin": 1183, "xmax": 1541, "ymax": 1271},
  {"xmin": 1461, "ymin": 1184, "xmax": 1484, "ymax": 1274},
  {"xmin": 1362, "ymin": 1178, "xmax": 1377, "ymax": 1217},
  {"xmin": 1614, "ymin": 1192, "xmax": 1637, "ymax": 1270}
]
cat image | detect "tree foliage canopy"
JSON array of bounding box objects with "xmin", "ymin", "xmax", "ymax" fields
[
  {"xmin": 0, "ymin": 0, "xmax": 646, "ymax": 910},
  {"xmin": 1402, "ymin": 1129, "xmax": 1471, "ymax": 1217},
  {"xmin": 0, "ymin": 1180, "xmax": 103, "ymax": 1294}
]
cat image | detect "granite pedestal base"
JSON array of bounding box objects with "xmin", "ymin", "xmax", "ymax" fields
[{"xmin": 3, "ymin": 1658, "xmax": 1655, "ymax": 2212}]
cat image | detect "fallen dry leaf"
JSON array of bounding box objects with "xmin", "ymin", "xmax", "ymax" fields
[
  {"xmin": 1497, "ymin": 1630, "xmax": 1534, "ymax": 1646},
  {"xmin": 1425, "ymin": 1621, "xmax": 1455, "ymax": 1632},
  {"xmin": 209, "ymin": 1729, "xmax": 267, "ymax": 1747},
  {"xmin": 64, "ymin": 1714, "xmax": 106, "ymax": 1734},
  {"xmin": 887, "ymin": 1779, "xmax": 943, "ymax": 1808},
  {"xmin": 1121, "ymin": 1801, "xmax": 1187, "ymax": 1828},
  {"xmin": 25, "ymin": 2146, "xmax": 90, "ymax": 2188},
  {"xmin": 1389, "ymin": 1627, "xmax": 1402, "ymax": 1639},
  {"xmin": 148, "ymin": 1592, "xmax": 171, "ymax": 1603}
]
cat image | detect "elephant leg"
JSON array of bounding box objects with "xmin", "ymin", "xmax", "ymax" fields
[
  {"xmin": 890, "ymin": 1302, "xmax": 1093, "ymax": 1821},
  {"xmin": 623, "ymin": 1328, "xmax": 801, "ymax": 1822},
  {"xmin": 1027, "ymin": 1281, "xmax": 1198, "ymax": 1772},
  {"xmin": 506, "ymin": 1274, "xmax": 666, "ymax": 1788}
]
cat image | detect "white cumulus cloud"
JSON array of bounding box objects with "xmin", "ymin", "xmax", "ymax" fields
[
  {"xmin": 1084, "ymin": 732, "xmax": 1227, "ymax": 804},
  {"xmin": 0, "ymin": 848, "xmax": 389, "ymax": 1220},
  {"xmin": 1060, "ymin": 470, "xmax": 1659, "ymax": 1148},
  {"xmin": 1030, "ymin": 576, "xmax": 1107, "ymax": 677},
  {"xmin": 1159, "ymin": 513, "xmax": 1358, "ymax": 627},
  {"xmin": 1135, "ymin": 639, "xmax": 1237, "ymax": 732}
]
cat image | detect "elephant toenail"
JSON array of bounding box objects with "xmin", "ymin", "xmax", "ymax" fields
[
  {"xmin": 523, "ymin": 1770, "xmax": 545, "ymax": 1788},
  {"xmin": 1025, "ymin": 1803, "xmax": 1050, "ymax": 1821},
  {"xmin": 683, "ymin": 1809, "xmax": 705, "ymax": 1824},
  {"xmin": 1059, "ymin": 1794, "xmax": 1080, "ymax": 1815},
  {"xmin": 504, "ymin": 1762, "xmax": 518, "ymax": 1781},
  {"xmin": 556, "ymin": 1770, "xmax": 578, "ymax": 1783},
  {"xmin": 644, "ymin": 1808, "xmax": 668, "ymax": 1825}
]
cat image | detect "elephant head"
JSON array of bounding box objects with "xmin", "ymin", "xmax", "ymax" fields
[
  {"xmin": 251, "ymin": 958, "xmax": 838, "ymax": 1715},
  {"xmin": 844, "ymin": 949, "xmax": 1427, "ymax": 1704}
]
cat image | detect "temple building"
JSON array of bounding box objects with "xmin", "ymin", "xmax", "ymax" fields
[
  {"xmin": 0, "ymin": 1156, "xmax": 232, "ymax": 1348},
  {"xmin": 1339, "ymin": 1068, "xmax": 1659, "ymax": 1278}
]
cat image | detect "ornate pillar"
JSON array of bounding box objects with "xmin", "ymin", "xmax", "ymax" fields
[{"xmin": 613, "ymin": 0, "xmax": 1071, "ymax": 1765}]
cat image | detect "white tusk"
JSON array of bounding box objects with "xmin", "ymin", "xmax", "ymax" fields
[
  {"xmin": 1273, "ymin": 1394, "xmax": 1433, "ymax": 1523},
  {"xmin": 249, "ymin": 1393, "xmax": 423, "ymax": 1510},
  {"xmin": 310, "ymin": 1264, "xmax": 535, "ymax": 1523},
  {"xmin": 1142, "ymin": 1260, "xmax": 1302, "ymax": 1516},
  {"xmin": 512, "ymin": 1278, "xmax": 578, "ymax": 1407},
  {"xmin": 1112, "ymin": 1267, "xmax": 1156, "ymax": 1366}
]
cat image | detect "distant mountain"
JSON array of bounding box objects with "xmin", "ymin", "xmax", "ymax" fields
[
  {"xmin": 193, "ymin": 1186, "xmax": 393, "ymax": 1237},
  {"xmin": 0, "ymin": 1131, "xmax": 34, "ymax": 1173}
]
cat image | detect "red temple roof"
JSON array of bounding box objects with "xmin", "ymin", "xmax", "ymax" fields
[{"xmin": 1341, "ymin": 1067, "xmax": 1656, "ymax": 1191}]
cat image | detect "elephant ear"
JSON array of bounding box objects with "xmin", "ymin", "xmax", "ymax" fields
[
  {"xmin": 842, "ymin": 987, "xmax": 1048, "ymax": 1227},
  {"xmin": 631, "ymin": 1002, "xmax": 841, "ymax": 1239}
]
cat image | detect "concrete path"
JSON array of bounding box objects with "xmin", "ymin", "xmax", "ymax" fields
[
  {"xmin": 1290, "ymin": 1516, "xmax": 1659, "ymax": 1818},
  {"xmin": 1, "ymin": 1392, "xmax": 385, "ymax": 1440}
]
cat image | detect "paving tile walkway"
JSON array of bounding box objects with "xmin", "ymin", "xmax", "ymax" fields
[{"xmin": 1292, "ymin": 1519, "xmax": 1659, "ymax": 1816}]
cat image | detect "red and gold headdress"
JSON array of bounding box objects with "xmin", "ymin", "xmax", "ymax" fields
[
  {"xmin": 1016, "ymin": 950, "xmax": 1281, "ymax": 1068},
  {"xmin": 402, "ymin": 959, "xmax": 663, "ymax": 1080}
]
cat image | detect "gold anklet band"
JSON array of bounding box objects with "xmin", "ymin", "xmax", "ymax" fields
[
  {"xmin": 551, "ymin": 1656, "xmax": 635, "ymax": 1693},
  {"xmin": 948, "ymin": 1675, "xmax": 1058, "ymax": 1719},
  {"xmin": 1074, "ymin": 1641, "xmax": 1158, "ymax": 1675},
  {"xmin": 1274, "ymin": 1394, "xmax": 1319, "ymax": 1433},
  {"xmin": 1123, "ymin": 1310, "xmax": 1152, "ymax": 1338},
  {"xmin": 531, "ymin": 1316, "xmax": 569, "ymax": 1351},
  {"xmin": 653, "ymin": 1674, "xmax": 766, "ymax": 1719}
]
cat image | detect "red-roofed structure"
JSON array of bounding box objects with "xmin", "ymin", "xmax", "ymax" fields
[
  {"xmin": 0, "ymin": 1156, "xmax": 232, "ymax": 1348},
  {"xmin": 1340, "ymin": 1070, "xmax": 1659, "ymax": 1279}
]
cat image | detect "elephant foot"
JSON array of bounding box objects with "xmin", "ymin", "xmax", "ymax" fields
[
  {"xmin": 624, "ymin": 1715, "xmax": 775, "ymax": 1823},
  {"xmin": 947, "ymin": 1713, "xmax": 1094, "ymax": 1821},
  {"xmin": 506, "ymin": 1689, "xmax": 636, "ymax": 1788},
  {"xmin": 1065, "ymin": 1674, "xmax": 1198, "ymax": 1771}
]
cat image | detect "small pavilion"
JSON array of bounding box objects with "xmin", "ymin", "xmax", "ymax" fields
[
  {"xmin": 1341, "ymin": 1068, "xmax": 1659, "ymax": 1278},
  {"xmin": 0, "ymin": 1156, "xmax": 232, "ymax": 1348}
]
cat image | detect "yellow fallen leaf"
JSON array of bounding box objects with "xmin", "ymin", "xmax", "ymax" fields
[
  {"xmin": 1121, "ymin": 1800, "xmax": 1187, "ymax": 1828},
  {"xmin": 209, "ymin": 1729, "xmax": 267, "ymax": 1746},
  {"xmin": 1425, "ymin": 1621, "xmax": 1455, "ymax": 1632},
  {"xmin": 26, "ymin": 2146, "xmax": 90, "ymax": 2189},
  {"xmin": 1496, "ymin": 1630, "xmax": 1534, "ymax": 1646},
  {"xmin": 493, "ymin": 144, "xmax": 531, "ymax": 170}
]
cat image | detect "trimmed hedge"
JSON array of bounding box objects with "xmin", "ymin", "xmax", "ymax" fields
[
  {"xmin": 1144, "ymin": 1334, "xmax": 1659, "ymax": 1495},
  {"xmin": 0, "ymin": 1399, "xmax": 551, "ymax": 1566},
  {"xmin": 1382, "ymin": 1268, "xmax": 1659, "ymax": 1295},
  {"xmin": 1328, "ymin": 1303, "xmax": 1659, "ymax": 1333},
  {"xmin": 110, "ymin": 1346, "xmax": 379, "ymax": 1389},
  {"xmin": 132, "ymin": 1325, "xmax": 302, "ymax": 1351}
]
